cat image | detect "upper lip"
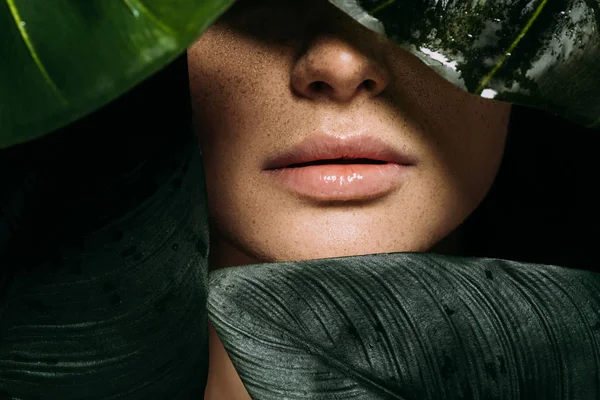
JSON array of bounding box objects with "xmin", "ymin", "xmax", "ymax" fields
[{"xmin": 264, "ymin": 134, "xmax": 417, "ymax": 170}]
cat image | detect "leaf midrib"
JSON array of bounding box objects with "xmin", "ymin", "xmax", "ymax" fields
[
  {"xmin": 210, "ymin": 301, "xmax": 411, "ymax": 400},
  {"xmin": 476, "ymin": 0, "xmax": 550, "ymax": 93},
  {"xmin": 5, "ymin": 0, "xmax": 66, "ymax": 103}
]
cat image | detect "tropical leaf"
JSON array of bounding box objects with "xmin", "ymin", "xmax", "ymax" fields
[
  {"xmin": 332, "ymin": 0, "xmax": 600, "ymax": 128},
  {"xmin": 209, "ymin": 252, "xmax": 600, "ymax": 399},
  {"xmin": 0, "ymin": 0, "xmax": 234, "ymax": 149},
  {"xmin": 0, "ymin": 57, "xmax": 211, "ymax": 399}
]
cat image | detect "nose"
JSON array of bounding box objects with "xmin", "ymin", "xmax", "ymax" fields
[{"xmin": 291, "ymin": 35, "xmax": 389, "ymax": 103}]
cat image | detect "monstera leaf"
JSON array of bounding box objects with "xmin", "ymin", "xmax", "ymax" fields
[
  {"xmin": 209, "ymin": 253, "xmax": 600, "ymax": 399},
  {"xmin": 0, "ymin": 0, "xmax": 234, "ymax": 149},
  {"xmin": 332, "ymin": 0, "xmax": 600, "ymax": 128}
]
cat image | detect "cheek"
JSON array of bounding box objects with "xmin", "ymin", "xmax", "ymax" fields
[
  {"xmin": 189, "ymin": 31, "xmax": 252, "ymax": 145},
  {"xmin": 425, "ymin": 99, "xmax": 510, "ymax": 221},
  {"xmin": 188, "ymin": 27, "xmax": 296, "ymax": 158},
  {"xmin": 386, "ymin": 53, "xmax": 510, "ymax": 206},
  {"xmin": 188, "ymin": 28, "xmax": 301, "ymax": 233},
  {"xmin": 435, "ymin": 96, "xmax": 511, "ymax": 202}
]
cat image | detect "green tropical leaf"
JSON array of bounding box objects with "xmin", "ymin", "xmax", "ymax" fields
[
  {"xmin": 0, "ymin": 0, "xmax": 234, "ymax": 149},
  {"xmin": 209, "ymin": 252, "xmax": 600, "ymax": 399},
  {"xmin": 332, "ymin": 0, "xmax": 600, "ymax": 128},
  {"xmin": 0, "ymin": 57, "xmax": 211, "ymax": 399}
]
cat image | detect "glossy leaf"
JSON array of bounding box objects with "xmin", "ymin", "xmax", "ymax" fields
[
  {"xmin": 0, "ymin": 57, "xmax": 211, "ymax": 399},
  {"xmin": 0, "ymin": 0, "xmax": 234, "ymax": 149},
  {"xmin": 209, "ymin": 252, "xmax": 600, "ymax": 399},
  {"xmin": 332, "ymin": 0, "xmax": 600, "ymax": 128}
]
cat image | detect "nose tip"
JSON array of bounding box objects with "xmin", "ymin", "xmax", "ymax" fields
[{"xmin": 291, "ymin": 36, "xmax": 389, "ymax": 102}]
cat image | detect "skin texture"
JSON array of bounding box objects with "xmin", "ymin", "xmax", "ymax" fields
[{"xmin": 188, "ymin": 1, "xmax": 511, "ymax": 398}]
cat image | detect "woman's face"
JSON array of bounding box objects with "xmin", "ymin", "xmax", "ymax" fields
[{"xmin": 188, "ymin": 0, "xmax": 511, "ymax": 267}]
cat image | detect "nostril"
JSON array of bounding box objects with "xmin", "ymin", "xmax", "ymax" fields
[
  {"xmin": 309, "ymin": 81, "xmax": 326, "ymax": 92},
  {"xmin": 302, "ymin": 77, "xmax": 382, "ymax": 100},
  {"xmin": 362, "ymin": 79, "xmax": 376, "ymax": 91}
]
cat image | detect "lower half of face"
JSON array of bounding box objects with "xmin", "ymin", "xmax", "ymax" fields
[{"xmin": 188, "ymin": 1, "xmax": 511, "ymax": 267}]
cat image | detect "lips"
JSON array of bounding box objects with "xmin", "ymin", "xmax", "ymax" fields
[
  {"xmin": 264, "ymin": 135, "xmax": 415, "ymax": 170},
  {"xmin": 263, "ymin": 135, "xmax": 415, "ymax": 201}
]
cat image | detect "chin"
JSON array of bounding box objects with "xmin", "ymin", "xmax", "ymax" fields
[
  {"xmin": 232, "ymin": 224, "xmax": 443, "ymax": 264},
  {"xmin": 209, "ymin": 187, "xmax": 469, "ymax": 267},
  {"xmin": 211, "ymin": 223, "xmax": 452, "ymax": 269}
]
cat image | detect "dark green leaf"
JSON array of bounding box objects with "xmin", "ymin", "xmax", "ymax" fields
[
  {"xmin": 0, "ymin": 58, "xmax": 211, "ymax": 399},
  {"xmin": 333, "ymin": 0, "xmax": 600, "ymax": 128},
  {"xmin": 0, "ymin": 0, "xmax": 234, "ymax": 149},
  {"xmin": 209, "ymin": 252, "xmax": 600, "ymax": 399}
]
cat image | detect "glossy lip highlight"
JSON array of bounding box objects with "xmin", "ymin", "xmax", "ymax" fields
[{"xmin": 262, "ymin": 134, "xmax": 416, "ymax": 202}]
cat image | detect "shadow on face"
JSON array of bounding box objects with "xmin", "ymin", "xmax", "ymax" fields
[{"xmin": 188, "ymin": 0, "xmax": 511, "ymax": 268}]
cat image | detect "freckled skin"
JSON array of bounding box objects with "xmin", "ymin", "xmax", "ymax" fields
[
  {"xmin": 189, "ymin": 0, "xmax": 510, "ymax": 268},
  {"xmin": 189, "ymin": 3, "xmax": 510, "ymax": 397}
]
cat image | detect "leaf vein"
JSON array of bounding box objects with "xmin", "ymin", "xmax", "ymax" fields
[
  {"xmin": 369, "ymin": 0, "xmax": 398, "ymax": 16},
  {"xmin": 589, "ymin": 117, "xmax": 600, "ymax": 128},
  {"xmin": 5, "ymin": 0, "xmax": 66, "ymax": 103},
  {"xmin": 476, "ymin": 0, "xmax": 550, "ymax": 94},
  {"xmin": 123, "ymin": 0, "xmax": 175, "ymax": 35}
]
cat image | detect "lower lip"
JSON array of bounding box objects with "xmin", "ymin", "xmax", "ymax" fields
[{"xmin": 263, "ymin": 163, "xmax": 410, "ymax": 201}]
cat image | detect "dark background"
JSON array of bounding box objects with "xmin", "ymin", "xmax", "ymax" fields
[
  {"xmin": 0, "ymin": 55, "xmax": 192, "ymax": 304},
  {"xmin": 463, "ymin": 104, "xmax": 600, "ymax": 272}
]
